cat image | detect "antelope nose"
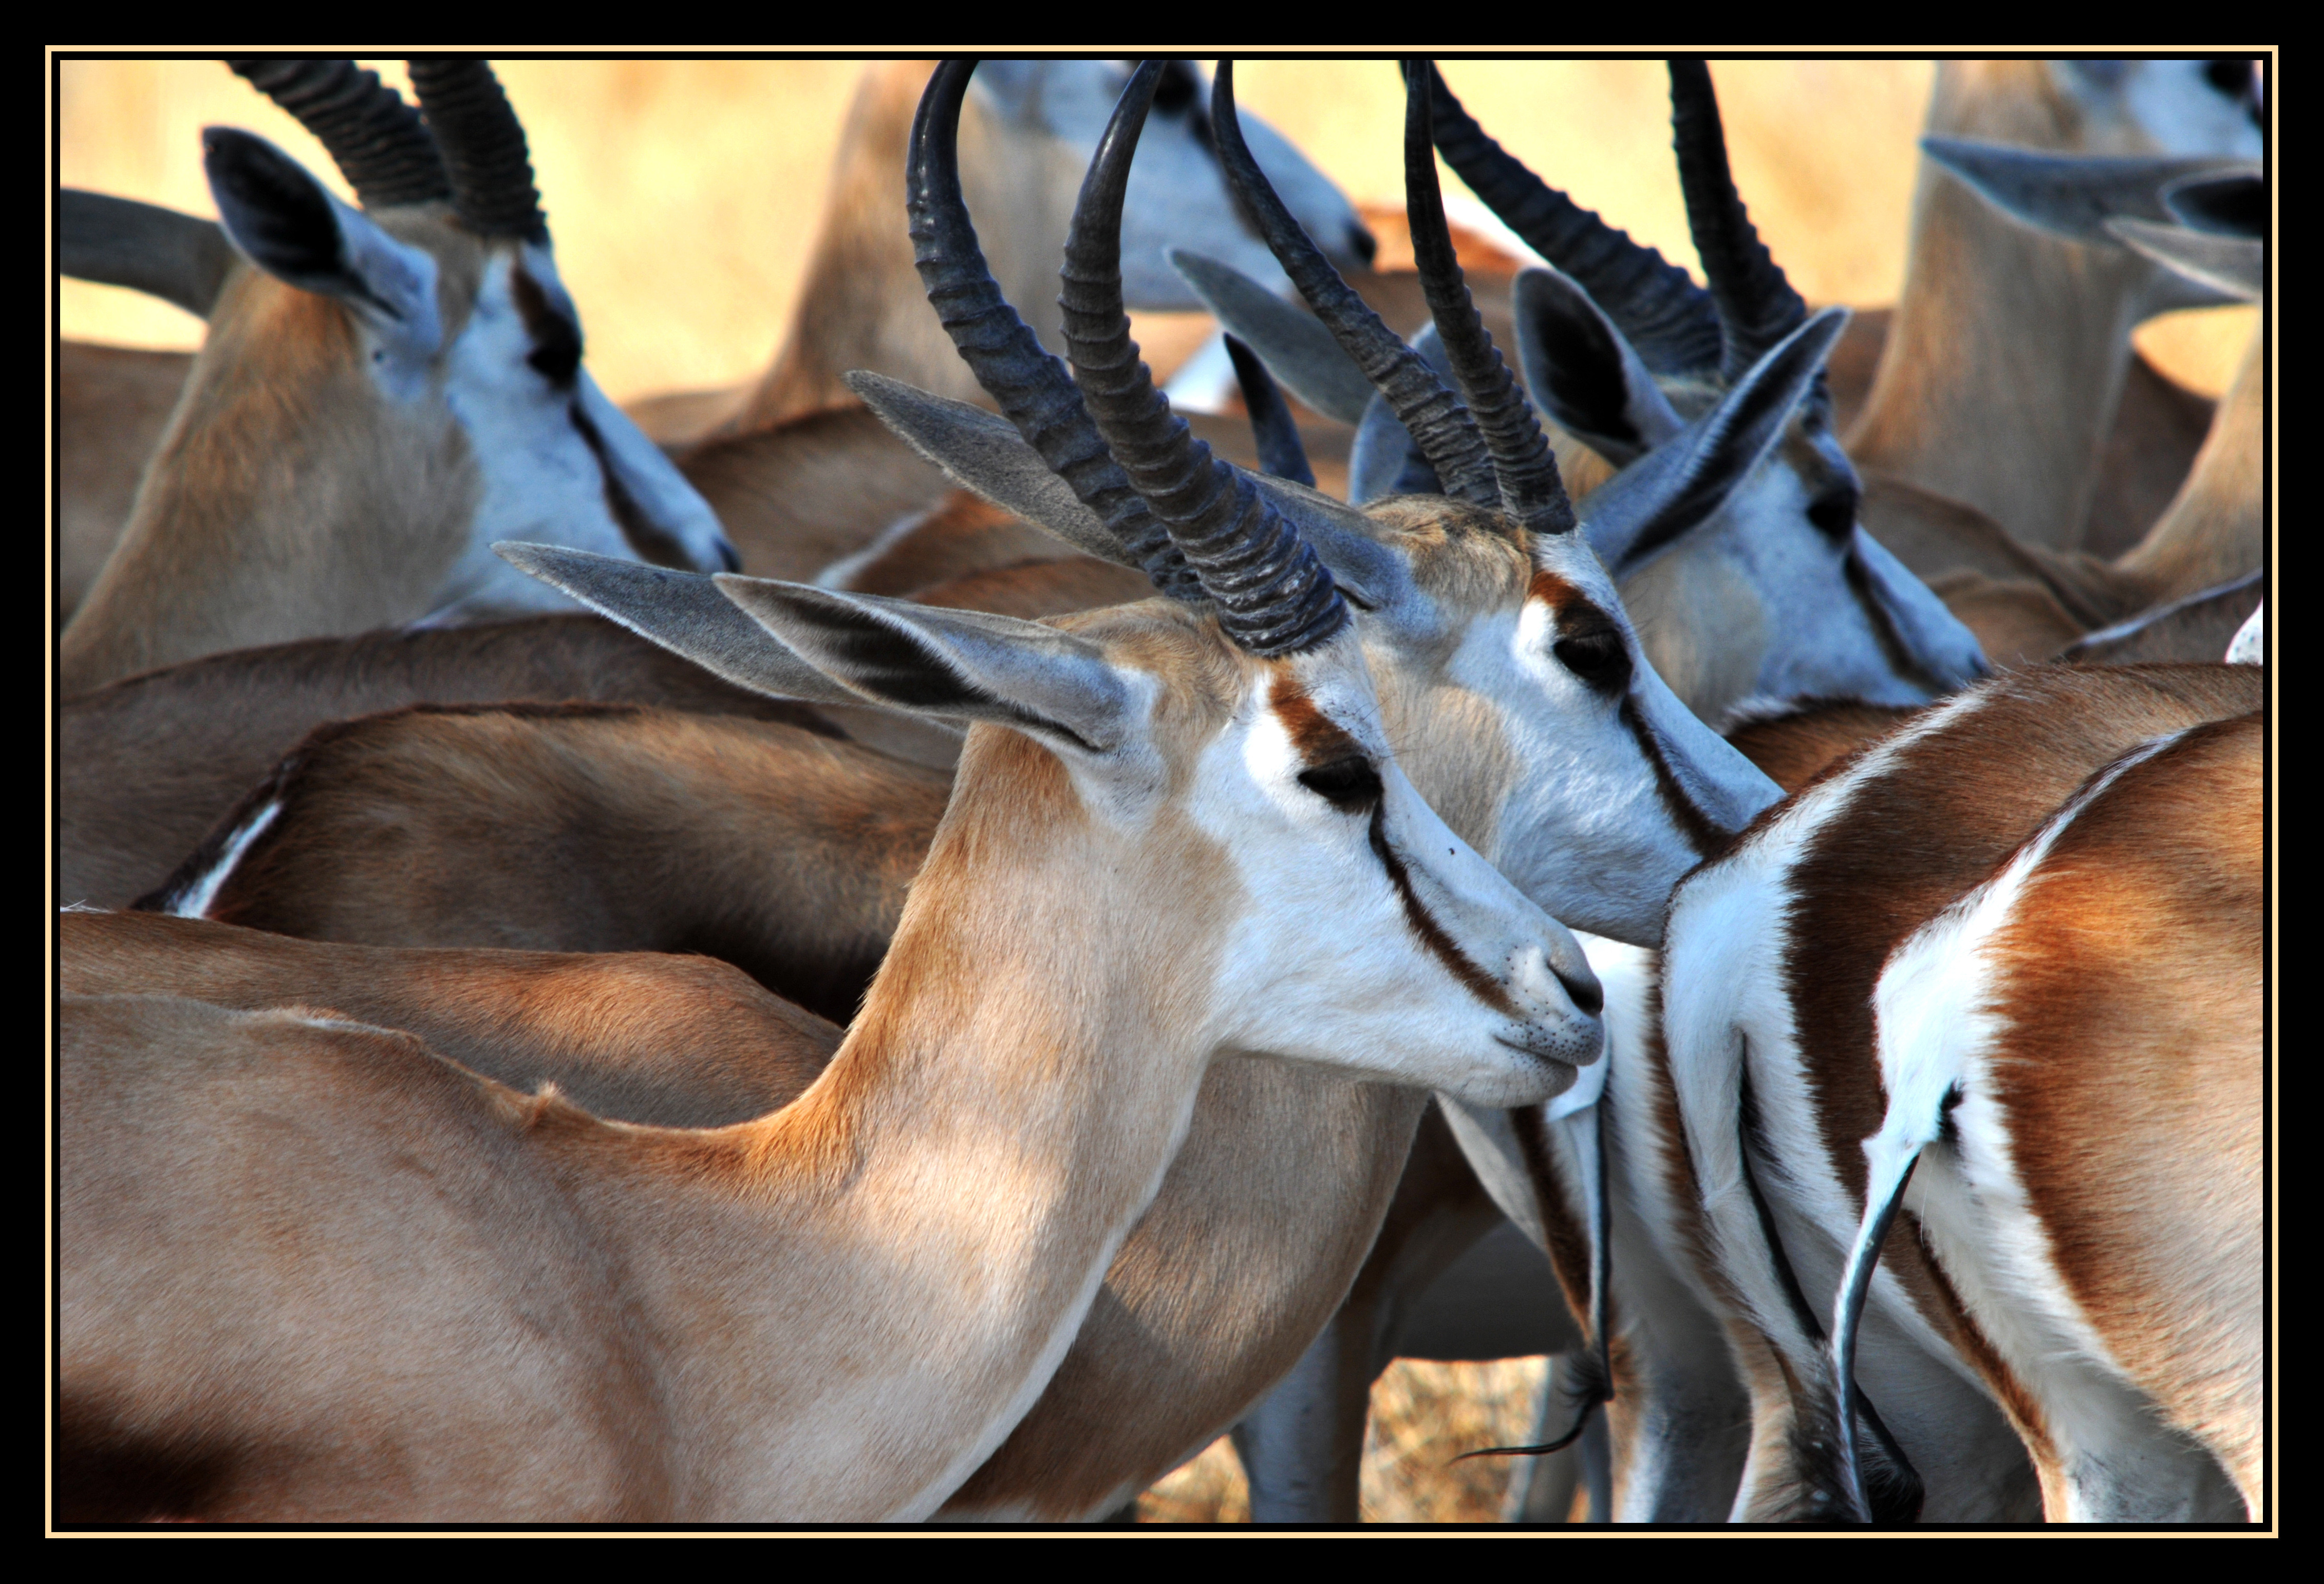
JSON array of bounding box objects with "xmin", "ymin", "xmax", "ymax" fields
[{"xmin": 1557, "ymin": 960, "xmax": 1603, "ymax": 1017}]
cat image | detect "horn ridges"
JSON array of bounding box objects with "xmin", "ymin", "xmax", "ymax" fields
[
  {"xmin": 1402, "ymin": 62, "xmax": 1577, "ymax": 538},
  {"xmin": 404, "ymin": 58, "xmax": 547, "ymax": 240},
  {"xmin": 1667, "ymin": 60, "xmax": 1807, "ymax": 384},
  {"xmin": 226, "ymin": 58, "xmax": 449, "ymax": 211},
  {"xmin": 1425, "ymin": 62, "xmax": 1721, "ymax": 378},
  {"xmin": 1062, "ymin": 63, "xmax": 1347, "ymax": 657},
  {"xmin": 1211, "ymin": 61, "xmax": 1500, "ymax": 510},
  {"xmin": 905, "ymin": 61, "xmax": 1201, "ymax": 603}
]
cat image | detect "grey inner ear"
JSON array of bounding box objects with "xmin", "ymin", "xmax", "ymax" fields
[
  {"xmin": 1171, "ymin": 248, "xmax": 1376, "ymax": 424},
  {"xmin": 844, "ymin": 372, "xmax": 1145, "ymax": 570},
  {"xmin": 1511, "ymin": 267, "xmax": 1684, "ymax": 464},
  {"xmin": 1580, "ymin": 308, "xmax": 1848, "ymax": 578},
  {"xmin": 1347, "ymin": 326, "xmax": 1456, "ymax": 503},
  {"xmin": 2162, "ymin": 171, "xmax": 2263, "ymax": 237},
  {"xmin": 714, "ymin": 578, "xmax": 1131, "ymax": 755},
  {"xmin": 60, "ymin": 189, "xmax": 235, "ymax": 319},
  {"xmin": 492, "ymin": 542, "xmax": 871, "ymax": 710},
  {"xmin": 2105, "ymin": 218, "xmax": 2262, "ymax": 303},
  {"xmin": 203, "ymin": 128, "xmax": 368, "ymax": 303}
]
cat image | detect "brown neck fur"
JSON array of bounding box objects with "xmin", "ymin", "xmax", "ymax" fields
[{"xmin": 739, "ymin": 62, "xmax": 1070, "ymax": 429}]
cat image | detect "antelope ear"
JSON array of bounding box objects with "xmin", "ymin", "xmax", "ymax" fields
[
  {"xmin": 1171, "ymin": 249, "xmax": 1375, "ymax": 425},
  {"xmin": 714, "ymin": 578, "xmax": 1134, "ymax": 756},
  {"xmin": 493, "ymin": 543, "xmax": 873, "ymax": 710},
  {"xmin": 2107, "ymin": 218, "xmax": 2262, "ymax": 302},
  {"xmin": 1581, "ymin": 308, "xmax": 1848, "ymax": 579},
  {"xmin": 1511, "ymin": 267, "xmax": 1685, "ymax": 464},
  {"xmin": 60, "ymin": 189, "xmax": 235, "ymax": 319},
  {"xmin": 2162, "ymin": 169, "xmax": 2263, "ymax": 236},
  {"xmin": 1922, "ymin": 138, "xmax": 2255, "ymax": 310},
  {"xmin": 202, "ymin": 126, "xmax": 442, "ymax": 354},
  {"xmin": 845, "ymin": 372, "xmax": 1145, "ymax": 571}
]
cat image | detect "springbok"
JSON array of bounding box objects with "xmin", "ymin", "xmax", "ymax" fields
[
  {"xmin": 1652, "ymin": 662, "xmax": 2262, "ymax": 1521},
  {"xmin": 1896, "ymin": 157, "xmax": 2263, "ymax": 656},
  {"xmin": 1190, "ymin": 61, "xmax": 1986, "ymax": 728},
  {"xmin": 133, "ymin": 58, "xmax": 1792, "ymax": 1522},
  {"xmin": 58, "ymin": 76, "xmax": 1609, "ymax": 1530},
  {"xmin": 57, "ymin": 59, "xmax": 734, "ymax": 696},
  {"xmin": 1846, "ymin": 58, "xmax": 2261, "ymax": 559}
]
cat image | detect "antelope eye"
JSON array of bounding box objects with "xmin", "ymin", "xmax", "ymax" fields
[
  {"xmin": 1298, "ymin": 756, "xmax": 1383, "ymax": 812},
  {"xmin": 1807, "ymin": 482, "xmax": 1859, "ymax": 539},
  {"xmin": 528, "ymin": 330, "xmax": 582, "ymax": 387},
  {"xmin": 1553, "ymin": 628, "xmax": 1630, "ymax": 690},
  {"xmin": 2205, "ymin": 58, "xmax": 2254, "ymax": 99}
]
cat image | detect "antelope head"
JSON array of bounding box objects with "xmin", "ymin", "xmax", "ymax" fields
[
  {"xmin": 128, "ymin": 61, "xmax": 732, "ymax": 629},
  {"xmin": 1188, "ymin": 63, "xmax": 1987, "ymax": 724},
  {"xmin": 853, "ymin": 59, "xmax": 1790, "ymax": 947},
  {"xmin": 2042, "ymin": 58, "xmax": 2263, "ymax": 156},
  {"xmin": 500, "ymin": 67, "xmax": 1615, "ymax": 1105},
  {"xmin": 963, "ymin": 58, "xmax": 1372, "ymax": 314}
]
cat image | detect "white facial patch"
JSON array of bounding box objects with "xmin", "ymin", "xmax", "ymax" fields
[{"xmin": 429, "ymin": 246, "xmax": 728, "ymax": 614}]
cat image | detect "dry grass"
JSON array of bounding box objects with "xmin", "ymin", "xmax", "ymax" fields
[{"xmin": 1135, "ymin": 1356, "xmax": 1549, "ymax": 1525}]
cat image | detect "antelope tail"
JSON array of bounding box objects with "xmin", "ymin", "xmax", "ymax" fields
[{"xmin": 1829, "ymin": 1082, "xmax": 1957, "ymax": 1521}]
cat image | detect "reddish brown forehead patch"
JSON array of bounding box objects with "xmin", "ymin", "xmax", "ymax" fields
[
  {"xmin": 1528, "ymin": 569, "xmax": 1585, "ymax": 612},
  {"xmin": 1268, "ymin": 674, "xmax": 1365, "ymax": 766}
]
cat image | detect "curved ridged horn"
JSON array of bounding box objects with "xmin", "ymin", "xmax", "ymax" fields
[
  {"xmin": 1061, "ymin": 62, "xmax": 1347, "ymax": 657},
  {"xmin": 1667, "ymin": 60, "xmax": 1807, "ymax": 384},
  {"xmin": 1224, "ymin": 334, "xmax": 1317, "ymax": 488},
  {"xmin": 905, "ymin": 60, "xmax": 1200, "ymax": 603},
  {"xmin": 226, "ymin": 58, "xmax": 449, "ymax": 211},
  {"xmin": 1425, "ymin": 62, "xmax": 1721, "ymax": 379},
  {"xmin": 1402, "ymin": 62, "xmax": 1577, "ymax": 538},
  {"xmin": 1210, "ymin": 60, "xmax": 1499, "ymax": 511},
  {"xmin": 404, "ymin": 58, "xmax": 546, "ymax": 240}
]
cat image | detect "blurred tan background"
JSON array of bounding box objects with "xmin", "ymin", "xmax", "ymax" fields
[{"xmin": 57, "ymin": 56, "xmax": 2251, "ymax": 403}]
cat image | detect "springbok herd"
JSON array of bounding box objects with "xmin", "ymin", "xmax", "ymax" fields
[{"xmin": 51, "ymin": 56, "xmax": 2267, "ymax": 1527}]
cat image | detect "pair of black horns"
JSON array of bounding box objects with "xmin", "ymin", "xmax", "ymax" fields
[
  {"xmin": 1425, "ymin": 61, "xmax": 1806, "ymax": 387},
  {"xmin": 909, "ymin": 59, "xmax": 1342, "ymax": 656},
  {"xmin": 229, "ymin": 56, "xmax": 545, "ymax": 240},
  {"xmin": 1211, "ymin": 58, "xmax": 1577, "ymax": 539}
]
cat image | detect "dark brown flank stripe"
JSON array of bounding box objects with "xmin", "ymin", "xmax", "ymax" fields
[
  {"xmin": 1768, "ymin": 667, "xmax": 2259, "ymax": 1474},
  {"xmin": 1365, "ymin": 803, "xmax": 1514, "ymax": 1016}
]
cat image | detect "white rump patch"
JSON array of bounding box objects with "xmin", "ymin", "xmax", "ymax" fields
[
  {"xmin": 167, "ymin": 799, "xmax": 283, "ymax": 920},
  {"xmin": 2225, "ymin": 601, "xmax": 2264, "ymax": 665}
]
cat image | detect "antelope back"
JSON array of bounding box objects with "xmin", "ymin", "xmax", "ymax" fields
[
  {"xmin": 1858, "ymin": 711, "xmax": 2260, "ymax": 1518},
  {"xmin": 1657, "ymin": 663, "xmax": 2263, "ymax": 1519}
]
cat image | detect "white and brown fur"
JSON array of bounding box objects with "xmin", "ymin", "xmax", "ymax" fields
[
  {"xmin": 58, "ymin": 131, "xmax": 729, "ymax": 696},
  {"xmin": 61, "ymin": 587, "xmax": 1601, "ymax": 1523},
  {"xmin": 1653, "ymin": 662, "xmax": 2261, "ymax": 1521},
  {"xmin": 129, "ymin": 495, "xmax": 1779, "ymax": 1522}
]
